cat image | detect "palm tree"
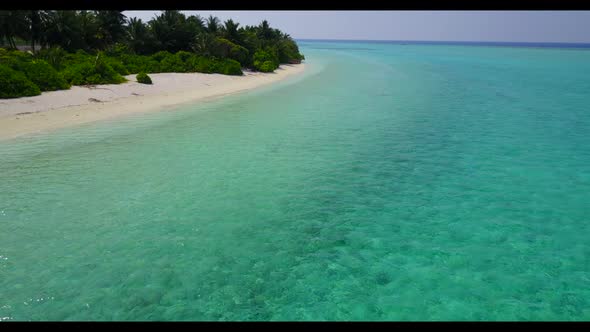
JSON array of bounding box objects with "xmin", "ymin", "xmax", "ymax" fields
[
  {"xmin": 186, "ymin": 14, "xmax": 204, "ymax": 33},
  {"xmin": 27, "ymin": 10, "xmax": 42, "ymax": 52},
  {"xmin": 160, "ymin": 10, "xmax": 185, "ymax": 26},
  {"xmin": 258, "ymin": 20, "xmax": 273, "ymax": 40},
  {"xmin": 222, "ymin": 19, "xmax": 241, "ymax": 44},
  {"xmin": 0, "ymin": 11, "xmax": 28, "ymax": 49},
  {"xmin": 77, "ymin": 10, "xmax": 100, "ymax": 51},
  {"xmin": 206, "ymin": 15, "xmax": 220, "ymax": 35},
  {"xmin": 149, "ymin": 10, "xmax": 195, "ymax": 53},
  {"xmin": 280, "ymin": 31, "xmax": 291, "ymax": 40},
  {"xmin": 149, "ymin": 11, "xmax": 175, "ymax": 52},
  {"xmin": 148, "ymin": 13, "xmax": 166, "ymax": 51},
  {"xmin": 127, "ymin": 17, "xmax": 155, "ymax": 54},
  {"xmin": 43, "ymin": 10, "xmax": 85, "ymax": 51},
  {"xmin": 95, "ymin": 10, "xmax": 127, "ymax": 48},
  {"xmin": 192, "ymin": 31, "xmax": 214, "ymax": 56}
]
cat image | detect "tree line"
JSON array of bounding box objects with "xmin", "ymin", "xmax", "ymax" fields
[
  {"xmin": 0, "ymin": 10, "xmax": 305, "ymax": 98},
  {"xmin": 0, "ymin": 10, "xmax": 304, "ymax": 67}
]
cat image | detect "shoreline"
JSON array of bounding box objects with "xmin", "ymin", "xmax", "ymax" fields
[{"xmin": 0, "ymin": 64, "xmax": 305, "ymax": 141}]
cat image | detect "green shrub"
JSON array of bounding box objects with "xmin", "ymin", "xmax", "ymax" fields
[
  {"xmin": 144, "ymin": 60, "xmax": 162, "ymax": 73},
  {"xmin": 0, "ymin": 54, "xmax": 23, "ymax": 70},
  {"xmin": 62, "ymin": 51, "xmax": 93, "ymax": 69},
  {"xmin": 0, "ymin": 50, "xmax": 68, "ymax": 91},
  {"xmin": 229, "ymin": 45, "xmax": 250, "ymax": 66},
  {"xmin": 0, "ymin": 49, "xmax": 32, "ymax": 71},
  {"xmin": 62, "ymin": 62, "xmax": 96, "ymax": 85},
  {"xmin": 159, "ymin": 53, "xmax": 186, "ymax": 73},
  {"xmin": 35, "ymin": 47, "xmax": 68, "ymax": 70},
  {"xmin": 184, "ymin": 56, "xmax": 242, "ymax": 76},
  {"xmin": 253, "ymin": 49, "xmax": 278, "ymax": 64},
  {"xmin": 120, "ymin": 54, "xmax": 159, "ymax": 74},
  {"xmin": 75, "ymin": 49, "xmax": 91, "ymax": 56},
  {"xmin": 123, "ymin": 63, "xmax": 141, "ymax": 74},
  {"xmin": 277, "ymin": 39, "xmax": 305, "ymax": 64},
  {"xmin": 104, "ymin": 56, "xmax": 129, "ymax": 75},
  {"xmin": 151, "ymin": 51, "xmax": 173, "ymax": 62},
  {"xmin": 186, "ymin": 55, "xmax": 215, "ymax": 73},
  {"xmin": 213, "ymin": 38, "xmax": 249, "ymax": 66},
  {"xmin": 20, "ymin": 60, "xmax": 70, "ymax": 91},
  {"xmin": 146, "ymin": 51, "xmax": 190, "ymax": 73},
  {"xmin": 252, "ymin": 49, "xmax": 279, "ymax": 72},
  {"xmin": 216, "ymin": 59, "xmax": 243, "ymax": 76},
  {"xmin": 94, "ymin": 58, "xmax": 127, "ymax": 84},
  {"xmin": 62, "ymin": 57, "xmax": 126, "ymax": 85},
  {"xmin": 0, "ymin": 65, "xmax": 41, "ymax": 98},
  {"xmin": 257, "ymin": 60, "xmax": 276, "ymax": 73},
  {"xmin": 105, "ymin": 43, "xmax": 132, "ymax": 57},
  {"xmin": 182, "ymin": 54, "xmax": 198, "ymax": 73},
  {"xmin": 136, "ymin": 72, "xmax": 152, "ymax": 84},
  {"xmin": 4, "ymin": 49, "xmax": 34, "ymax": 63},
  {"xmin": 175, "ymin": 51, "xmax": 193, "ymax": 63}
]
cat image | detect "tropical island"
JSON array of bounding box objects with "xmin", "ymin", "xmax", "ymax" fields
[
  {"xmin": 0, "ymin": 10, "xmax": 306, "ymax": 139},
  {"xmin": 0, "ymin": 10, "xmax": 304, "ymax": 97}
]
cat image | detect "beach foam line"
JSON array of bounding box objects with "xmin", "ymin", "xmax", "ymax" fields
[{"xmin": 0, "ymin": 64, "xmax": 305, "ymax": 141}]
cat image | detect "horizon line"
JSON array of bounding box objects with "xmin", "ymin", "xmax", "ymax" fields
[{"xmin": 294, "ymin": 38, "xmax": 590, "ymax": 45}]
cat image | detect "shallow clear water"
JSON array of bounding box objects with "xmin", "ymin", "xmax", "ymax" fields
[{"xmin": 1, "ymin": 41, "xmax": 590, "ymax": 321}]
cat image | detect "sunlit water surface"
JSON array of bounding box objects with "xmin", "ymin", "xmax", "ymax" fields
[{"xmin": 1, "ymin": 41, "xmax": 590, "ymax": 320}]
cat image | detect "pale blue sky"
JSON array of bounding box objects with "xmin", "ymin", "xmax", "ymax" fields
[{"xmin": 123, "ymin": 11, "xmax": 590, "ymax": 43}]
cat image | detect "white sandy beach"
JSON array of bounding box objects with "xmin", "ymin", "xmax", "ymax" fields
[{"xmin": 0, "ymin": 64, "xmax": 305, "ymax": 141}]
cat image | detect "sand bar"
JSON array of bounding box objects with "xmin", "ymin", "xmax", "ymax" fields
[{"xmin": 0, "ymin": 64, "xmax": 305, "ymax": 141}]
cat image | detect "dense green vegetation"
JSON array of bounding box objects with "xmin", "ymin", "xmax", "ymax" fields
[
  {"xmin": 0, "ymin": 10, "xmax": 304, "ymax": 98},
  {"xmin": 0, "ymin": 64, "xmax": 41, "ymax": 98},
  {"xmin": 136, "ymin": 72, "xmax": 152, "ymax": 84}
]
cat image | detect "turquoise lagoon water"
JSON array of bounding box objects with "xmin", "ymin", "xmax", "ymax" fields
[{"xmin": 1, "ymin": 41, "xmax": 590, "ymax": 320}]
